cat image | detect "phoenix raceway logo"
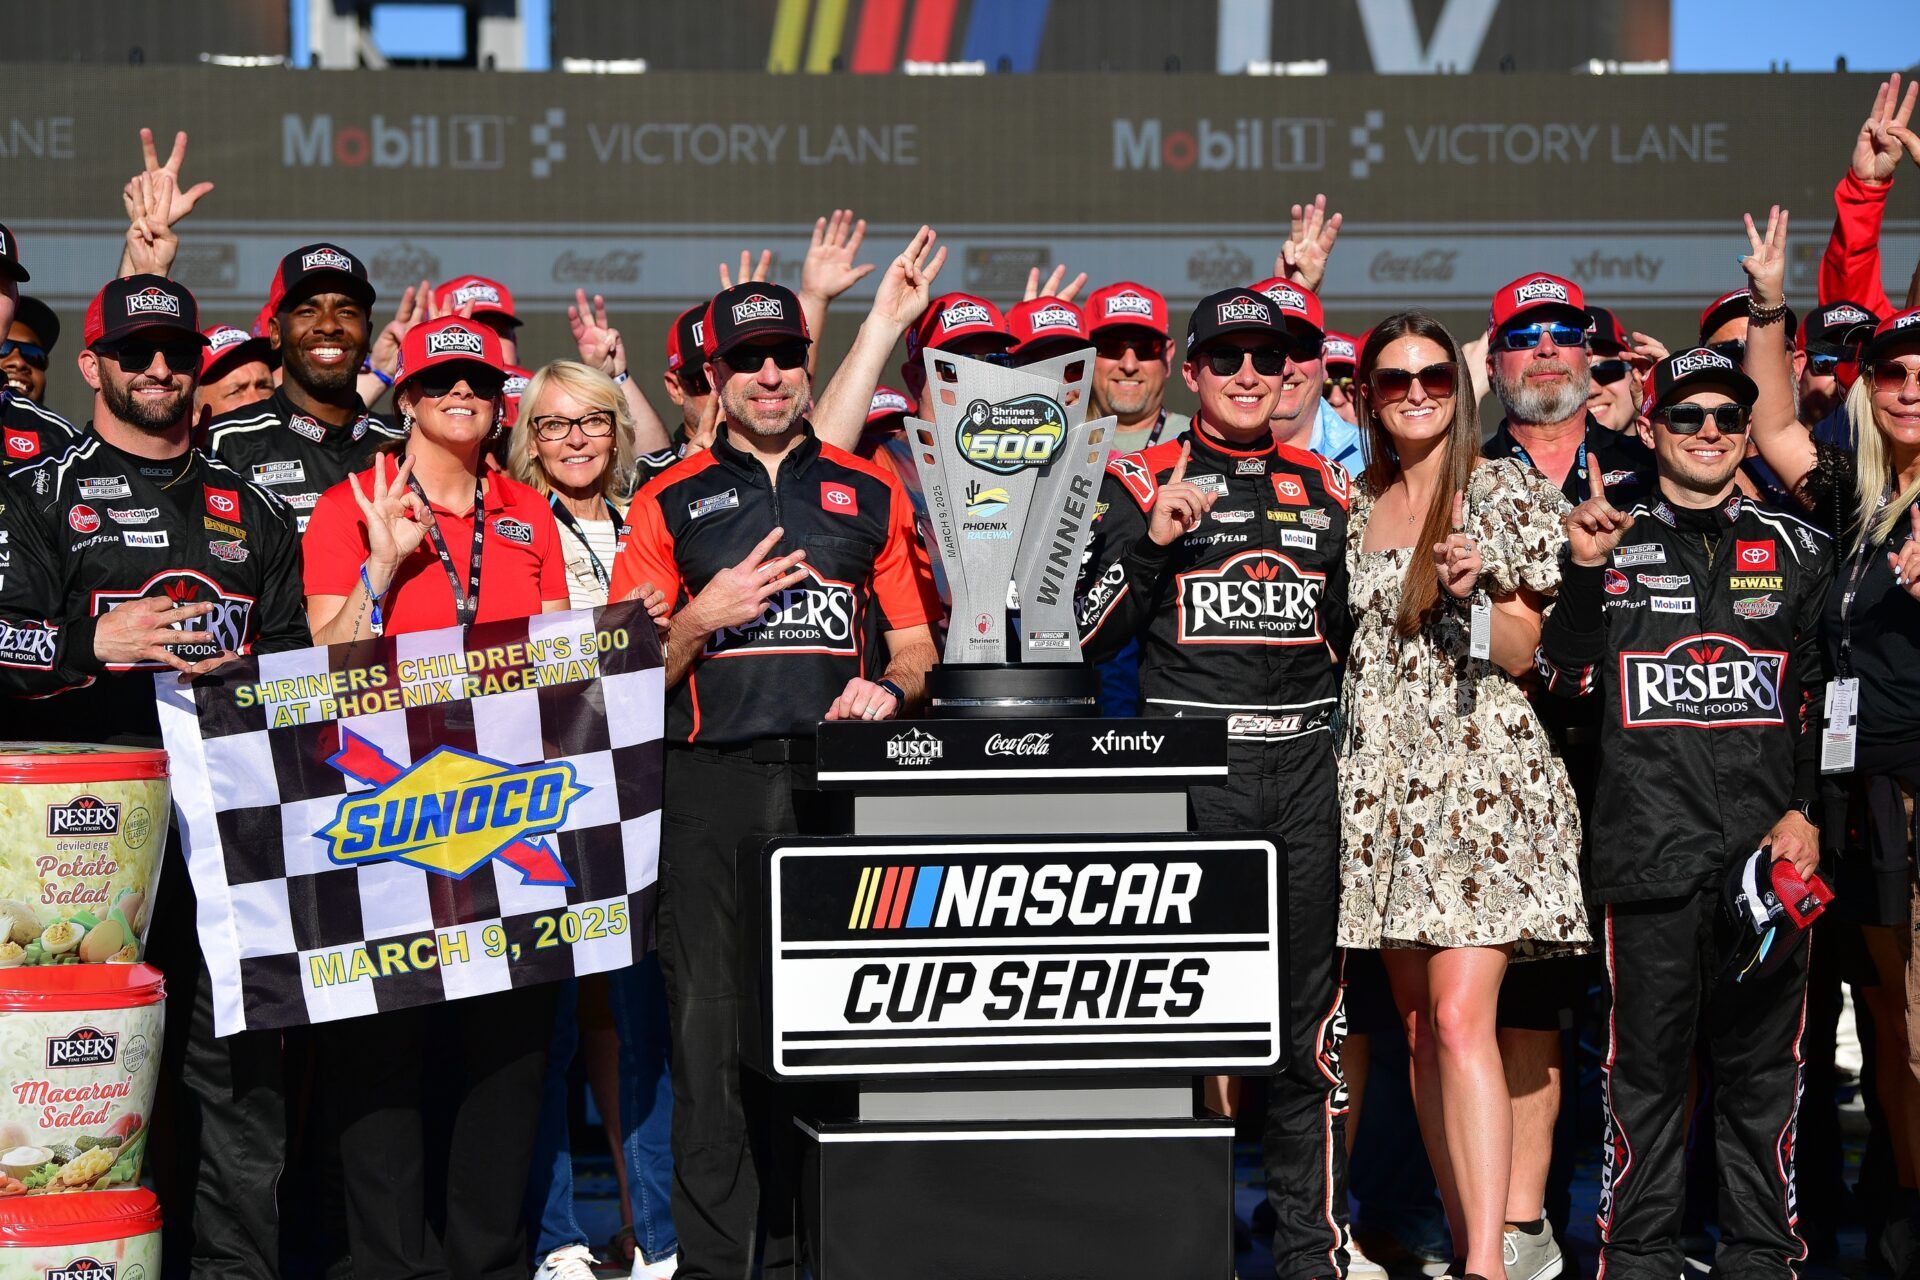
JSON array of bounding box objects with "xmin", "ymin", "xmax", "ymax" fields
[
  {"xmin": 1618, "ymin": 634, "xmax": 1787, "ymax": 729},
  {"xmin": 705, "ymin": 564, "xmax": 857, "ymax": 657},
  {"xmin": 90, "ymin": 571, "xmax": 254, "ymax": 668},
  {"xmin": 1176, "ymin": 550, "xmax": 1325, "ymax": 645},
  {"xmin": 316, "ymin": 730, "xmax": 584, "ymax": 885},
  {"xmin": 957, "ymin": 394, "xmax": 1066, "ymax": 476},
  {"xmin": 45, "ymin": 1025, "xmax": 118, "ymax": 1068}
]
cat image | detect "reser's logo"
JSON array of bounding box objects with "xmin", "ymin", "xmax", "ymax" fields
[
  {"xmin": 1514, "ymin": 278, "xmax": 1569, "ymax": 306},
  {"xmin": 938, "ymin": 301, "xmax": 994, "ymax": 331},
  {"xmin": 1619, "ymin": 634, "xmax": 1787, "ymax": 729},
  {"xmin": 301, "ymin": 247, "xmax": 353, "ymax": 273},
  {"xmin": 452, "ymin": 283, "xmax": 501, "ymax": 308},
  {"xmin": 706, "ymin": 564, "xmax": 858, "ymax": 657},
  {"xmin": 1028, "ymin": 304, "xmax": 1080, "ymax": 332},
  {"xmin": 730, "ymin": 293, "xmax": 784, "ymax": 325},
  {"xmin": 847, "ymin": 860, "xmax": 1202, "ymax": 931},
  {"xmin": 47, "ymin": 794, "xmax": 120, "ymax": 837},
  {"xmin": 1102, "ymin": 291, "xmax": 1155, "ymax": 320},
  {"xmin": 1215, "ymin": 296, "xmax": 1269, "ymax": 326},
  {"xmin": 123, "ymin": 287, "xmax": 180, "ymax": 317},
  {"xmin": 1671, "ymin": 348, "xmax": 1734, "ymax": 377},
  {"xmin": 1176, "ymin": 550, "xmax": 1325, "ymax": 645},
  {"xmin": 1261, "ymin": 284, "xmax": 1308, "ymax": 312},
  {"xmin": 317, "ymin": 730, "xmax": 584, "ymax": 885},
  {"xmin": 46, "ymin": 1025, "xmax": 118, "ymax": 1068},
  {"xmin": 45, "ymin": 1260, "xmax": 115, "ymax": 1280},
  {"xmin": 425, "ymin": 327, "xmax": 486, "ymax": 359}
]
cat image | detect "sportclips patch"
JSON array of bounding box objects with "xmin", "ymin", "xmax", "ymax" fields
[{"xmin": 764, "ymin": 836, "xmax": 1281, "ymax": 1077}]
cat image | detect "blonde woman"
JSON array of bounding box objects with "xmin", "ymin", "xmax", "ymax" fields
[{"xmin": 507, "ymin": 360, "xmax": 638, "ymax": 609}]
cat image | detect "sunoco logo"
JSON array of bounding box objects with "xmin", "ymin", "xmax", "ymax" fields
[
  {"xmin": 957, "ymin": 394, "xmax": 1065, "ymax": 476},
  {"xmin": 886, "ymin": 727, "xmax": 943, "ymax": 765},
  {"xmin": 425, "ymin": 327, "xmax": 486, "ymax": 358},
  {"xmin": 46, "ymin": 1026, "xmax": 118, "ymax": 1068},
  {"xmin": 1671, "ymin": 348, "xmax": 1734, "ymax": 377},
  {"xmin": 46, "ymin": 1260, "xmax": 115, "ymax": 1280},
  {"xmin": 730, "ymin": 293, "xmax": 784, "ymax": 324},
  {"xmin": 301, "ymin": 247, "xmax": 353, "ymax": 273},
  {"xmin": 1514, "ymin": 278, "xmax": 1570, "ymax": 306},
  {"xmin": 47, "ymin": 794, "xmax": 121, "ymax": 837},
  {"xmin": 1216, "ymin": 296, "xmax": 1269, "ymax": 326},
  {"xmin": 123, "ymin": 287, "xmax": 180, "ymax": 317},
  {"xmin": 1619, "ymin": 634, "xmax": 1787, "ymax": 729},
  {"xmin": 845, "ymin": 859, "xmax": 1202, "ymax": 931},
  {"xmin": 1177, "ymin": 550, "xmax": 1324, "ymax": 645},
  {"xmin": 939, "ymin": 301, "xmax": 994, "ymax": 331}
]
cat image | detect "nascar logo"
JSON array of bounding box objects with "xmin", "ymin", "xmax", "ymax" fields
[
  {"xmin": 730, "ymin": 293, "xmax": 785, "ymax": 324},
  {"xmin": 301, "ymin": 247, "xmax": 353, "ymax": 273},
  {"xmin": 1514, "ymin": 278, "xmax": 1570, "ymax": 306},
  {"xmin": 846, "ymin": 860, "xmax": 1201, "ymax": 931},
  {"xmin": 123, "ymin": 287, "xmax": 180, "ymax": 317},
  {"xmin": 1671, "ymin": 348, "xmax": 1735, "ymax": 376},
  {"xmin": 425, "ymin": 327, "xmax": 486, "ymax": 358}
]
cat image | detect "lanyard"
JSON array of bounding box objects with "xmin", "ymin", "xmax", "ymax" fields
[
  {"xmin": 548, "ymin": 496, "xmax": 625, "ymax": 590},
  {"xmin": 408, "ymin": 473, "xmax": 487, "ymax": 626},
  {"xmin": 1837, "ymin": 487, "xmax": 1899, "ymax": 680},
  {"xmin": 1143, "ymin": 409, "xmax": 1173, "ymax": 450},
  {"xmin": 1505, "ymin": 431, "xmax": 1587, "ymax": 496}
]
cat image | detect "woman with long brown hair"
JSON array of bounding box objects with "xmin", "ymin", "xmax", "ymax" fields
[{"xmin": 1336, "ymin": 311, "xmax": 1588, "ymax": 1280}]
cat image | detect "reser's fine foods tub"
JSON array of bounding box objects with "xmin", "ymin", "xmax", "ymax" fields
[
  {"xmin": 0, "ymin": 742, "xmax": 169, "ymax": 967},
  {"xmin": 0, "ymin": 965, "xmax": 164, "ymax": 1196},
  {"xmin": 0, "ymin": 1188, "xmax": 162, "ymax": 1277}
]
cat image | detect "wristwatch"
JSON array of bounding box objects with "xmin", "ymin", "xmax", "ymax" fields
[{"xmin": 876, "ymin": 678, "xmax": 906, "ymax": 705}]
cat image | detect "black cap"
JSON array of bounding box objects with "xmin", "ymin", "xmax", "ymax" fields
[
  {"xmin": 0, "ymin": 223, "xmax": 27, "ymax": 283},
  {"xmin": 1650, "ymin": 347, "xmax": 1758, "ymax": 411},
  {"xmin": 1184, "ymin": 288, "xmax": 1286, "ymax": 355},
  {"xmin": 703, "ymin": 282, "xmax": 811, "ymax": 362},
  {"xmin": 667, "ymin": 303, "xmax": 706, "ymax": 372},
  {"xmin": 1803, "ymin": 300, "xmax": 1878, "ymax": 355},
  {"xmin": 1698, "ymin": 288, "xmax": 1798, "ymax": 345},
  {"xmin": 12, "ymin": 296, "xmax": 59, "ymax": 352},
  {"xmin": 267, "ymin": 243, "xmax": 376, "ymax": 314},
  {"xmin": 84, "ymin": 275, "xmax": 209, "ymax": 349}
]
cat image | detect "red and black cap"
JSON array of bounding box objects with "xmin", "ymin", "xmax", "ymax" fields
[
  {"xmin": 267, "ymin": 243, "xmax": 376, "ymax": 315},
  {"xmin": 12, "ymin": 296, "xmax": 60, "ymax": 353},
  {"xmin": 1006, "ymin": 297, "xmax": 1091, "ymax": 359},
  {"xmin": 702, "ymin": 282, "xmax": 811, "ymax": 362},
  {"xmin": 1649, "ymin": 346, "xmax": 1758, "ymax": 411},
  {"xmin": 433, "ymin": 275, "xmax": 520, "ymax": 328},
  {"xmin": 0, "ymin": 223, "xmax": 29, "ymax": 283},
  {"xmin": 1586, "ymin": 305, "xmax": 1629, "ymax": 354},
  {"xmin": 866, "ymin": 385, "xmax": 914, "ymax": 426},
  {"xmin": 1861, "ymin": 307, "xmax": 1920, "ymax": 362},
  {"xmin": 1490, "ymin": 273, "xmax": 1588, "ymax": 332},
  {"xmin": 906, "ymin": 292, "xmax": 1013, "ymax": 359},
  {"xmin": 1085, "ymin": 281, "xmax": 1169, "ymax": 338},
  {"xmin": 1249, "ymin": 277, "xmax": 1326, "ymax": 346},
  {"xmin": 1321, "ymin": 331, "xmax": 1358, "ymax": 372},
  {"xmin": 1697, "ymin": 288, "xmax": 1797, "ymax": 344},
  {"xmin": 1803, "ymin": 300, "xmax": 1879, "ymax": 355},
  {"xmin": 200, "ymin": 325, "xmax": 272, "ymax": 380},
  {"xmin": 500, "ymin": 364, "xmax": 533, "ymax": 426},
  {"xmin": 666, "ymin": 303, "xmax": 707, "ymax": 372},
  {"xmin": 84, "ymin": 275, "xmax": 210, "ymax": 349},
  {"xmin": 395, "ymin": 316, "xmax": 507, "ymax": 390},
  {"xmin": 1185, "ymin": 288, "xmax": 1286, "ymax": 355}
]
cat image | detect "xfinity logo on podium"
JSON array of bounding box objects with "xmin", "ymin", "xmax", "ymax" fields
[{"xmin": 1092, "ymin": 729, "xmax": 1165, "ymax": 755}]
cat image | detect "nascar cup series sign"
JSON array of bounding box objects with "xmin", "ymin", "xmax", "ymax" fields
[{"xmin": 763, "ymin": 834, "xmax": 1281, "ymax": 1076}]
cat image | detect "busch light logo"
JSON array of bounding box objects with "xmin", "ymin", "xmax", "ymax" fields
[
  {"xmin": 1514, "ymin": 278, "xmax": 1570, "ymax": 307},
  {"xmin": 1215, "ymin": 295, "xmax": 1269, "ymax": 326},
  {"xmin": 301, "ymin": 246, "xmax": 353, "ymax": 273},
  {"xmin": 886, "ymin": 727, "xmax": 944, "ymax": 765},
  {"xmin": 46, "ymin": 794, "xmax": 121, "ymax": 837},
  {"xmin": 123, "ymin": 287, "xmax": 180, "ymax": 317},
  {"xmin": 452, "ymin": 282, "xmax": 501, "ymax": 308},
  {"xmin": 1671, "ymin": 348, "xmax": 1735, "ymax": 377},
  {"xmin": 730, "ymin": 293, "xmax": 784, "ymax": 325},
  {"xmin": 425, "ymin": 326, "xmax": 486, "ymax": 359},
  {"xmin": 1261, "ymin": 283, "xmax": 1308, "ymax": 312},
  {"xmin": 46, "ymin": 1025, "xmax": 118, "ymax": 1068},
  {"xmin": 1029, "ymin": 304, "xmax": 1080, "ymax": 333},
  {"xmin": 939, "ymin": 301, "xmax": 994, "ymax": 331}
]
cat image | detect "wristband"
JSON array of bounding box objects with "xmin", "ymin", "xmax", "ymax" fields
[
  {"xmin": 1746, "ymin": 299, "xmax": 1788, "ymax": 326},
  {"xmin": 876, "ymin": 678, "xmax": 905, "ymax": 705},
  {"xmin": 371, "ymin": 366, "xmax": 394, "ymax": 388},
  {"xmin": 613, "ymin": 371, "xmax": 631, "ymax": 385},
  {"xmin": 359, "ymin": 562, "xmax": 387, "ymax": 636}
]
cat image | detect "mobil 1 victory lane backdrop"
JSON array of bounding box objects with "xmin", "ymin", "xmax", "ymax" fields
[
  {"xmin": 763, "ymin": 834, "xmax": 1281, "ymax": 1077},
  {"xmin": 5, "ymin": 67, "xmax": 1914, "ymax": 414}
]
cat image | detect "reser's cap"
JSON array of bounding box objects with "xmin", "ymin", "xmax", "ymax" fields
[
  {"xmin": 267, "ymin": 243, "xmax": 376, "ymax": 315},
  {"xmin": 1649, "ymin": 346, "xmax": 1758, "ymax": 411},
  {"xmin": 1185, "ymin": 288, "xmax": 1286, "ymax": 355},
  {"xmin": 1085, "ymin": 281, "xmax": 1169, "ymax": 338},
  {"xmin": 1490, "ymin": 272, "xmax": 1589, "ymax": 332},
  {"xmin": 84, "ymin": 275, "xmax": 209, "ymax": 349},
  {"xmin": 394, "ymin": 316, "xmax": 507, "ymax": 390},
  {"xmin": 703, "ymin": 282, "xmax": 811, "ymax": 362}
]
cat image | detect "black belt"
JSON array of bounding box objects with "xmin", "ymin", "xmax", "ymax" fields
[{"xmin": 682, "ymin": 736, "xmax": 815, "ymax": 764}]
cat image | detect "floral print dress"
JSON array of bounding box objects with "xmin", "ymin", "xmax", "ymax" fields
[{"xmin": 1335, "ymin": 458, "xmax": 1590, "ymax": 956}]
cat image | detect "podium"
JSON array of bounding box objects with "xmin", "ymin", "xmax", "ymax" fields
[{"xmin": 741, "ymin": 716, "xmax": 1285, "ymax": 1279}]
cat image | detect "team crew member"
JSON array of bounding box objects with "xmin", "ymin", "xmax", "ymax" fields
[
  {"xmin": 2, "ymin": 294, "xmax": 59, "ymax": 407},
  {"xmin": 435, "ymin": 273, "xmax": 522, "ymax": 363},
  {"xmin": 208, "ymin": 243, "xmax": 404, "ymax": 530},
  {"xmin": 1584, "ymin": 305, "xmax": 1666, "ymax": 434},
  {"xmin": 1540, "ymin": 345, "xmax": 1830, "ymax": 1279},
  {"xmin": 0, "ymin": 274, "xmax": 306, "ymax": 1280},
  {"xmin": 1005, "ymin": 295, "xmax": 1092, "ymax": 368},
  {"xmin": 0, "ymin": 222, "xmax": 79, "ymax": 468},
  {"xmin": 195, "ymin": 324, "xmax": 276, "ymax": 427},
  {"xmin": 1078, "ymin": 288, "xmax": 1354, "ymax": 1280},
  {"xmin": 1799, "ymin": 298, "xmax": 1879, "ymax": 436},
  {"xmin": 301, "ymin": 316, "xmax": 569, "ymax": 1280},
  {"xmin": 661, "ymin": 302, "xmax": 715, "ymax": 452},
  {"xmin": 1252, "ymin": 277, "xmax": 1363, "ymax": 470},
  {"xmin": 1086, "ymin": 281, "xmax": 1189, "ymax": 455},
  {"xmin": 505, "ymin": 360, "xmax": 639, "ymax": 610},
  {"xmin": 607, "ymin": 282, "xmax": 938, "ymax": 1280},
  {"xmin": 896, "ymin": 289, "xmax": 1016, "ymax": 419},
  {"xmin": 1321, "ymin": 330, "xmax": 1358, "ymax": 426}
]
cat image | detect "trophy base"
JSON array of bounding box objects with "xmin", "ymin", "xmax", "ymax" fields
[{"xmin": 926, "ymin": 663, "xmax": 1099, "ymax": 720}]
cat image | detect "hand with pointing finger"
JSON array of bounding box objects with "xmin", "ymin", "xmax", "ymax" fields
[
  {"xmin": 1564, "ymin": 461, "xmax": 1636, "ymax": 567},
  {"xmin": 679, "ymin": 528, "xmax": 810, "ymax": 634},
  {"xmin": 1147, "ymin": 442, "xmax": 1219, "ymax": 546},
  {"xmin": 1888, "ymin": 504, "xmax": 1920, "ymax": 599},
  {"xmin": 1433, "ymin": 490, "xmax": 1482, "ymax": 599}
]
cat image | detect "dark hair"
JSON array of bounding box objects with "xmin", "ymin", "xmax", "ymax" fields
[{"xmin": 1355, "ymin": 311, "xmax": 1482, "ymax": 639}]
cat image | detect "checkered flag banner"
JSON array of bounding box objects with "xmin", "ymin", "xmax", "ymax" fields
[{"xmin": 155, "ymin": 602, "xmax": 663, "ymax": 1037}]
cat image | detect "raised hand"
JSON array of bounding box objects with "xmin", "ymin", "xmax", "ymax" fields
[
  {"xmin": 1565, "ymin": 462, "xmax": 1636, "ymax": 567},
  {"xmin": 1461, "ymin": 327, "xmax": 1493, "ymax": 404},
  {"xmin": 1275, "ymin": 194, "xmax": 1343, "ymax": 293},
  {"xmin": 1432, "ymin": 490, "xmax": 1482, "ymax": 599},
  {"xmin": 800, "ymin": 210, "xmax": 875, "ymax": 304},
  {"xmin": 129, "ymin": 129, "xmax": 214, "ymax": 233},
  {"xmin": 682, "ymin": 528, "xmax": 810, "ymax": 632},
  {"xmin": 1628, "ymin": 331, "xmax": 1670, "ymax": 367},
  {"xmin": 1147, "ymin": 442, "xmax": 1218, "ymax": 545},
  {"xmin": 348, "ymin": 453, "xmax": 430, "ymax": 578},
  {"xmin": 368, "ymin": 280, "xmax": 428, "ymax": 381},
  {"xmin": 868, "ymin": 225, "xmax": 949, "ymax": 333},
  {"xmin": 1852, "ymin": 73, "xmax": 1918, "ymax": 185},
  {"xmin": 718, "ymin": 249, "xmax": 773, "ymax": 290},
  {"xmin": 1022, "ymin": 264, "xmax": 1087, "ymax": 304},
  {"xmin": 1740, "ymin": 205, "xmax": 1791, "ymax": 309},
  {"xmin": 568, "ymin": 288, "xmax": 624, "ymax": 375},
  {"xmin": 1889, "ymin": 504, "xmax": 1920, "ymax": 599}
]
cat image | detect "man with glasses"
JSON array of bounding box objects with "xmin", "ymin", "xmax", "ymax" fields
[
  {"xmin": 1005, "ymin": 295, "xmax": 1091, "ymax": 369},
  {"xmin": 1086, "ymin": 281, "xmax": 1188, "ymax": 456},
  {"xmin": 0, "ymin": 273, "xmax": 308, "ymax": 1280},
  {"xmin": 0, "ymin": 223, "xmax": 80, "ymax": 469},
  {"xmin": 609, "ymin": 280, "xmax": 939, "ymax": 1280},
  {"xmin": 1321, "ymin": 331, "xmax": 1358, "ymax": 426},
  {"xmin": 1539, "ymin": 346, "xmax": 1829, "ymax": 1280},
  {"xmin": 1585, "ymin": 305, "xmax": 1661, "ymax": 434},
  {"xmin": 897, "ymin": 291, "xmax": 1017, "ymax": 419},
  {"xmin": 208, "ymin": 243, "xmax": 404, "ymax": 531},
  {"xmin": 1253, "ymin": 278, "xmax": 1363, "ymax": 471},
  {"xmin": 1079, "ymin": 288, "xmax": 1354, "ymax": 1280},
  {"xmin": 2, "ymin": 295, "xmax": 59, "ymax": 409},
  {"xmin": 1801, "ymin": 299, "xmax": 1878, "ymax": 434}
]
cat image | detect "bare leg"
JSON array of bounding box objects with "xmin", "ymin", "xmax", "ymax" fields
[
  {"xmin": 1344, "ymin": 1033, "xmax": 1371, "ymax": 1158},
  {"xmin": 1863, "ymin": 925, "xmax": 1920, "ymax": 1190},
  {"xmin": 1499, "ymin": 1027, "xmax": 1559, "ymax": 1226},
  {"xmin": 1383, "ymin": 949, "xmax": 1465, "ymax": 1256},
  {"xmin": 582, "ymin": 1025, "xmax": 636, "ymax": 1243},
  {"xmin": 1204, "ymin": 1074, "xmax": 1240, "ymax": 1118},
  {"xmin": 1428, "ymin": 946, "xmax": 1515, "ymax": 1280}
]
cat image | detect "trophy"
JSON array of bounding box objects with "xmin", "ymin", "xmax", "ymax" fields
[{"xmin": 905, "ymin": 348, "xmax": 1114, "ymax": 715}]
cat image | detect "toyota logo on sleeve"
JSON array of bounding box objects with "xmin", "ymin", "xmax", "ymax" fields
[
  {"xmin": 205, "ymin": 487, "xmax": 240, "ymax": 518},
  {"xmin": 1734, "ymin": 540, "xmax": 1776, "ymax": 571}
]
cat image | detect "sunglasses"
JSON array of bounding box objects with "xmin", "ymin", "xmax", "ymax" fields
[
  {"xmin": 1807, "ymin": 353, "xmax": 1845, "ymax": 377},
  {"xmin": 1591, "ymin": 358, "xmax": 1630, "ymax": 386},
  {"xmin": 676, "ymin": 369, "xmax": 711, "ymax": 395},
  {"xmin": 97, "ymin": 338, "xmax": 202, "ymax": 374},
  {"xmin": 0, "ymin": 339, "xmax": 48, "ymax": 368},
  {"xmin": 1368, "ymin": 362, "xmax": 1459, "ymax": 403},
  {"xmin": 1870, "ymin": 363, "xmax": 1920, "ymax": 394},
  {"xmin": 1322, "ymin": 375, "xmax": 1355, "ymax": 397},
  {"xmin": 1094, "ymin": 335, "xmax": 1167, "ymax": 362},
  {"xmin": 1500, "ymin": 323, "xmax": 1588, "ymax": 351},
  {"xmin": 1707, "ymin": 339, "xmax": 1746, "ymax": 362},
  {"xmin": 532, "ymin": 410, "xmax": 616, "ymax": 440},
  {"xmin": 411, "ymin": 365, "xmax": 507, "ymax": 399},
  {"xmin": 1202, "ymin": 346, "xmax": 1290, "ymax": 377},
  {"xmin": 1655, "ymin": 403, "xmax": 1750, "ymax": 434},
  {"xmin": 721, "ymin": 341, "xmax": 809, "ymax": 372}
]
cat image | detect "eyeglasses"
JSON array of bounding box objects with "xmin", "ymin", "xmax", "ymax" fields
[
  {"xmin": 1322, "ymin": 375, "xmax": 1355, "ymax": 397},
  {"xmin": 721, "ymin": 341, "xmax": 808, "ymax": 372},
  {"xmin": 411, "ymin": 366, "xmax": 507, "ymax": 399},
  {"xmin": 531, "ymin": 410, "xmax": 617, "ymax": 440},
  {"xmin": 1870, "ymin": 362, "xmax": 1920, "ymax": 394},
  {"xmin": 97, "ymin": 338, "xmax": 202, "ymax": 374},
  {"xmin": 1591, "ymin": 359, "xmax": 1630, "ymax": 386},
  {"xmin": 1655, "ymin": 403, "xmax": 1750, "ymax": 434},
  {"xmin": 1094, "ymin": 335, "xmax": 1167, "ymax": 362},
  {"xmin": 1203, "ymin": 346, "xmax": 1290, "ymax": 377},
  {"xmin": 1806, "ymin": 353, "xmax": 1845, "ymax": 377},
  {"xmin": 0, "ymin": 339, "xmax": 48, "ymax": 368},
  {"xmin": 1368, "ymin": 362, "xmax": 1459, "ymax": 404},
  {"xmin": 1707, "ymin": 339, "xmax": 1746, "ymax": 363},
  {"xmin": 1500, "ymin": 323, "xmax": 1588, "ymax": 351}
]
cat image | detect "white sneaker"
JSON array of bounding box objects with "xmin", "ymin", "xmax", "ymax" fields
[
  {"xmin": 630, "ymin": 1253, "xmax": 678, "ymax": 1280},
  {"xmin": 533, "ymin": 1245, "xmax": 599, "ymax": 1280},
  {"xmin": 1346, "ymin": 1236, "xmax": 1390, "ymax": 1278},
  {"xmin": 1502, "ymin": 1224, "xmax": 1565, "ymax": 1280}
]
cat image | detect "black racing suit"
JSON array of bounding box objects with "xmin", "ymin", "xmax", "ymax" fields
[
  {"xmin": 1079, "ymin": 421, "xmax": 1354, "ymax": 1280},
  {"xmin": 206, "ymin": 385, "xmax": 404, "ymax": 532},
  {"xmin": 0, "ymin": 431, "xmax": 309, "ymax": 1280},
  {"xmin": 1, "ymin": 387, "xmax": 79, "ymax": 470},
  {"xmin": 1538, "ymin": 491, "xmax": 1831, "ymax": 1279}
]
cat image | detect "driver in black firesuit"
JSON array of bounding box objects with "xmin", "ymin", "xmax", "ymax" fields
[{"xmin": 1078, "ymin": 287, "xmax": 1355, "ymax": 1280}]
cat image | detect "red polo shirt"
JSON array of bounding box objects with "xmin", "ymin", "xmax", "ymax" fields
[{"xmin": 303, "ymin": 466, "xmax": 568, "ymax": 634}]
